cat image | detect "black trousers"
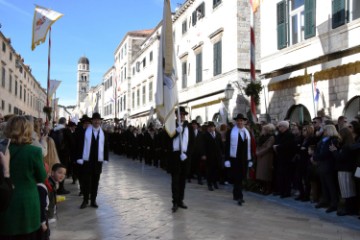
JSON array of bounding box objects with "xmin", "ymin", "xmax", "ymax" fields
[
  {"xmin": 81, "ymin": 168, "xmax": 101, "ymax": 203},
  {"xmin": 170, "ymin": 151, "xmax": 188, "ymax": 205},
  {"xmin": 230, "ymin": 158, "xmax": 244, "ymax": 200}
]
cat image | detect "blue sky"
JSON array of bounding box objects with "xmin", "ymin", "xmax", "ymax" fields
[{"xmin": 0, "ymin": 0, "xmax": 179, "ymax": 106}]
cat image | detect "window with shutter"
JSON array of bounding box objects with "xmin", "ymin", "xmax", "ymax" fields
[
  {"xmin": 182, "ymin": 61, "xmax": 187, "ymax": 88},
  {"xmin": 332, "ymin": 0, "xmax": 346, "ymax": 29},
  {"xmin": 277, "ymin": 0, "xmax": 287, "ymax": 49},
  {"xmin": 304, "ymin": 0, "xmax": 316, "ymax": 39},
  {"xmin": 196, "ymin": 52, "xmax": 202, "ymax": 83},
  {"xmin": 213, "ymin": 41, "xmax": 222, "ymax": 76}
]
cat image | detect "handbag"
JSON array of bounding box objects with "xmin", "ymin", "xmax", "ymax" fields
[{"xmin": 355, "ymin": 167, "xmax": 360, "ymax": 178}]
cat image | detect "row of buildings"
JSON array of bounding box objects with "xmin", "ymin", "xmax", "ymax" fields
[
  {"xmin": 74, "ymin": 0, "xmax": 360, "ymax": 128},
  {"xmin": 0, "ymin": 31, "xmax": 47, "ymax": 119},
  {"xmin": 2, "ymin": 0, "xmax": 360, "ymax": 128}
]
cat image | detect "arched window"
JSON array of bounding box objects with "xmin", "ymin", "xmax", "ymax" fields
[
  {"xmin": 344, "ymin": 95, "xmax": 360, "ymax": 120},
  {"xmin": 286, "ymin": 104, "xmax": 311, "ymax": 125}
]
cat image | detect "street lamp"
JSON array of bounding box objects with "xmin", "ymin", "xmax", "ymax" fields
[
  {"xmin": 224, "ymin": 83, "xmax": 235, "ymax": 100},
  {"xmin": 224, "ymin": 83, "xmax": 235, "ymax": 122}
]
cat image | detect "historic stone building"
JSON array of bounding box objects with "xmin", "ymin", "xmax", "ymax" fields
[
  {"xmin": 77, "ymin": 56, "xmax": 90, "ymax": 106},
  {"xmin": 260, "ymin": 0, "xmax": 360, "ymax": 123},
  {"xmin": 0, "ymin": 31, "xmax": 47, "ymax": 119}
]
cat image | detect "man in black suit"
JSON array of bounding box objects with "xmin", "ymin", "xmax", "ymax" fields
[
  {"xmin": 225, "ymin": 113, "xmax": 252, "ymax": 206},
  {"xmin": 203, "ymin": 121, "xmax": 223, "ymax": 191},
  {"xmin": 169, "ymin": 106, "xmax": 193, "ymax": 212},
  {"xmin": 190, "ymin": 120, "xmax": 205, "ymax": 185},
  {"xmin": 76, "ymin": 112, "xmax": 109, "ymax": 209}
]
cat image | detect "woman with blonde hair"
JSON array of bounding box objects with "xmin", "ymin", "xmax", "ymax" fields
[
  {"xmin": 43, "ymin": 137, "xmax": 60, "ymax": 175},
  {"xmin": 313, "ymin": 124, "xmax": 340, "ymax": 213},
  {"xmin": 256, "ymin": 123, "xmax": 276, "ymax": 195},
  {"xmin": 0, "ymin": 116, "xmax": 47, "ymax": 239}
]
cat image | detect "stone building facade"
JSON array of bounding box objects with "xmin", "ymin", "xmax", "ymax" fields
[
  {"xmin": 0, "ymin": 31, "xmax": 47, "ymax": 119},
  {"xmin": 260, "ymin": 0, "xmax": 360, "ymax": 123}
]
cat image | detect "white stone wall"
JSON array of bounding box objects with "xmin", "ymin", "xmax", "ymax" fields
[
  {"xmin": 260, "ymin": 0, "xmax": 360, "ymax": 122},
  {"xmin": 0, "ymin": 32, "xmax": 47, "ymax": 119}
]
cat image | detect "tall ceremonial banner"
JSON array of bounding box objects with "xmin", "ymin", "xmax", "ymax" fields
[
  {"xmin": 48, "ymin": 79, "xmax": 61, "ymax": 101},
  {"xmin": 249, "ymin": 0, "xmax": 261, "ymax": 122},
  {"xmin": 249, "ymin": 0, "xmax": 260, "ymax": 13},
  {"xmin": 31, "ymin": 5, "xmax": 63, "ymax": 51},
  {"xmin": 155, "ymin": 0, "xmax": 179, "ymax": 137}
]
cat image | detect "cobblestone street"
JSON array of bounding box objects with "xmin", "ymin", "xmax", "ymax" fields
[{"xmin": 51, "ymin": 153, "xmax": 360, "ymax": 240}]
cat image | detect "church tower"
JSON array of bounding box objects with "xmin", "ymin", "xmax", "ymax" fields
[{"xmin": 77, "ymin": 56, "xmax": 90, "ymax": 106}]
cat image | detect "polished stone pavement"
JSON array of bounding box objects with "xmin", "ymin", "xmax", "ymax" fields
[{"xmin": 51, "ymin": 153, "xmax": 360, "ymax": 240}]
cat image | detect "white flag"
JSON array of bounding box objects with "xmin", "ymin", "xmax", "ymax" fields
[
  {"xmin": 48, "ymin": 80, "xmax": 61, "ymax": 98},
  {"xmin": 155, "ymin": 0, "xmax": 178, "ymax": 137},
  {"xmin": 31, "ymin": 5, "xmax": 63, "ymax": 51}
]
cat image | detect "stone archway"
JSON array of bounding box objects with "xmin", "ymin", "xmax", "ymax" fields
[
  {"xmin": 286, "ymin": 104, "xmax": 311, "ymax": 125},
  {"xmin": 344, "ymin": 95, "xmax": 360, "ymax": 120}
]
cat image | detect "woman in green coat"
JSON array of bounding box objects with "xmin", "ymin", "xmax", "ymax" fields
[{"xmin": 0, "ymin": 116, "xmax": 47, "ymax": 239}]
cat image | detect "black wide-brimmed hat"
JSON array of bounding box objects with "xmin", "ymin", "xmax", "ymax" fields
[
  {"xmin": 175, "ymin": 106, "xmax": 188, "ymax": 115},
  {"xmin": 80, "ymin": 114, "xmax": 92, "ymax": 123},
  {"xmin": 67, "ymin": 121, "xmax": 77, "ymax": 127},
  {"xmin": 207, "ymin": 121, "xmax": 216, "ymax": 127},
  {"xmin": 233, "ymin": 113, "xmax": 248, "ymax": 121},
  {"xmin": 91, "ymin": 112, "xmax": 103, "ymax": 120}
]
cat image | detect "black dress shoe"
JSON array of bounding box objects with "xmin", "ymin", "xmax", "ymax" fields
[
  {"xmin": 238, "ymin": 200, "xmax": 242, "ymax": 206},
  {"xmin": 80, "ymin": 201, "xmax": 88, "ymax": 209},
  {"xmin": 239, "ymin": 199, "xmax": 245, "ymax": 203},
  {"xmin": 172, "ymin": 204, "xmax": 178, "ymax": 213},
  {"xmin": 336, "ymin": 209, "xmax": 348, "ymax": 216},
  {"xmin": 91, "ymin": 202, "xmax": 99, "ymax": 208},
  {"xmin": 213, "ymin": 183, "xmax": 219, "ymax": 189},
  {"xmin": 208, "ymin": 185, "xmax": 214, "ymax": 191},
  {"xmin": 315, "ymin": 202, "xmax": 328, "ymax": 209},
  {"xmin": 326, "ymin": 206, "xmax": 337, "ymax": 213},
  {"xmin": 57, "ymin": 189, "xmax": 70, "ymax": 195},
  {"xmin": 280, "ymin": 194, "xmax": 291, "ymax": 199},
  {"xmin": 178, "ymin": 202, "xmax": 188, "ymax": 209}
]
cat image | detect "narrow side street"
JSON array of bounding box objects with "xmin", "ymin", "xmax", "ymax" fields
[{"xmin": 51, "ymin": 153, "xmax": 360, "ymax": 240}]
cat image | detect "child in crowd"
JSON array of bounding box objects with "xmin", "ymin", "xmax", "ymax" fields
[
  {"xmin": 47, "ymin": 163, "xmax": 67, "ymax": 223},
  {"xmin": 37, "ymin": 181, "xmax": 50, "ymax": 240}
]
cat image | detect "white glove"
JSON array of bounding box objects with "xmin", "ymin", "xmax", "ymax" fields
[
  {"xmin": 248, "ymin": 160, "xmax": 253, "ymax": 168},
  {"xmin": 103, "ymin": 161, "xmax": 108, "ymax": 164},
  {"xmin": 176, "ymin": 126, "xmax": 183, "ymax": 133},
  {"xmin": 224, "ymin": 160, "xmax": 231, "ymax": 168},
  {"xmin": 77, "ymin": 159, "xmax": 84, "ymax": 165},
  {"xmin": 180, "ymin": 153, "xmax": 187, "ymax": 161}
]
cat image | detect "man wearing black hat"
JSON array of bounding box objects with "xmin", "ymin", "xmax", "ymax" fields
[
  {"xmin": 203, "ymin": 121, "xmax": 223, "ymax": 191},
  {"xmin": 190, "ymin": 119, "xmax": 205, "ymax": 185},
  {"xmin": 225, "ymin": 113, "xmax": 252, "ymax": 206},
  {"xmin": 169, "ymin": 106, "xmax": 194, "ymax": 212},
  {"xmin": 76, "ymin": 112, "xmax": 109, "ymax": 209}
]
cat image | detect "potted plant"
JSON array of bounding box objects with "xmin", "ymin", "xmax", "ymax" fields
[
  {"xmin": 43, "ymin": 106, "xmax": 52, "ymax": 121},
  {"xmin": 243, "ymin": 78, "xmax": 263, "ymax": 106}
]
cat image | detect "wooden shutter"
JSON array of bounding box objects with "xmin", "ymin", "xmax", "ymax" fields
[
  {"xmin": 196, "ymin": 52, "xmax": 202, "ymax": 83},
  {"xmin": 304, "ymin": 0, "xmax": 316, "ymax": 39},
  {"xmin": 277, "ymin": 0, "xmax": 287, "ymax": 49},
  {"xmin": 213, "ymin": 41, "xmax": 222, "ymax": 76},
  {"xmin": 332, "ymin": 0, "xmax": 346, "ymax": 29}
]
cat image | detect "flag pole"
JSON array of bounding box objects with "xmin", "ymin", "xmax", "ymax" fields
[
  {"xmin": 46, "ymin": 27, "xmax": 51, "ymax": 124},
  {"xmin": 250, "ymin": 7, "xmax": 257, "ymax": 123}
]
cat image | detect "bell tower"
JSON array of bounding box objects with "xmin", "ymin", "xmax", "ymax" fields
[{"xmin": 77, "ymin": 56, "xmax": 90, "ymax": 106}]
